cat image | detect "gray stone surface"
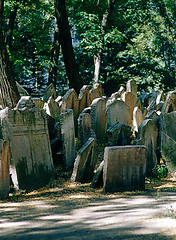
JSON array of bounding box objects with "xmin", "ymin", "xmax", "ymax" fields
[
  {"xmin": 90, "ymin": 97, "xmax": 107, "ymax": 141},
  {"xmin": 111, "ymin": 86, "xmax": 125, "ymax": 99},
  {"xmin": 121, "ymin": 91, "xmax": 136, "ymax": 121},
  {"xmin": 133, "ymin": 119, "xmax": 158, "ymax": 175},
  {"xmin": 126, "ymin": 79, "xmax": 137, "ymax": 97},
  {"xmin": 43, "ymin": 96, "xmax": 61, "ymax": 122},
  {"xmin": 60, "ymin": 109, "xmax": 76, "ymax": 169},
  {"xmin": 103, "ymin": 146, "xmax": 147, "ymax": 193},
  {"xmin": 160, "ymin": 111, "xmax": 176, "ymax": 141},
  {"xmin": 91, "ymin": 160, "xmax": 104, "ymax": 189},
  {"xmin": 15, "ymin": 96, "xmax": 35, "ymax": 110},
  {"xmin": 107, "ymin": 122, "xmax": 132, "ymax": 146},
  {"xmin": 43, "ymin": 83, "xmax": 57, "ymax": 102},
  {"xmin": 162, "ymin": 89, "xmax": 176, "ymax": 113},
  {"xmin": 78, "ymin": 85, "xmax": 91, "ymax": 114},
  {"xmin": 89, "ymin": 83, "xmax": 103, "ymax": 103},
  {"xmin": 71, "ymin": 138, "xmax": 97, "ymax": 183},
  {"xmin": 106, "ymin": 99, "xmax": 131, "ymax": 128},
  {"xmin": 32, "ymin": 98, "xmax": 45, "ymax": 109},
  {"xmin": 0, "ymin": 108, "xmax": 54, "ymax": 191},
  {"xmin": 133, "ymin": 107, "xmax": 143, "ymax": 132},
  {"xmin": 0, "ymin": 140, "xmax": 10, "ymax": 200}
]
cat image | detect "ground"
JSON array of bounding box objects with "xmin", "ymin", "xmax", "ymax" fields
[{"xmin": 0, "ymin": 167, "xmax": 176, "ymax": 240}]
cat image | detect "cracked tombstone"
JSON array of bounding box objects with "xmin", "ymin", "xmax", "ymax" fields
[
  {"xmin": 71, "ymin": 138, "xmax": 97, "ymax": 183},
  {"xmin": 107, "ymin": 122, "xmax": 132, "ymax": 146},
  {"xmin": 78, "ymin": 85, "xmax": 91, "ymax": 114},
  {"xmin": 133, "ymin": 119, "xmax": 158, "ymax": 175},
  {"xmin": 0, "ymin": 104, "xmax": 54, "ymax": 191},
  {"xmin": 103, "ymin": 146, "xmax": 147, "ymax": 193},
  {"xmin": 60, "ymin": 109, "xmax": 76, "ymax": 169},
  {"xmin": 0, "ymin": 140, "xmax": 10, "ymax": 200},
  {"xmin": 106, "ymin": 99, "xmax": 131, "ymax": 128},
  {"xmin": 90, "ymin": 97, "xmax": 107, "ymax": 142}
]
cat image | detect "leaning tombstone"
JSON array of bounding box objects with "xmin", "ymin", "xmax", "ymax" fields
[
  {"xmin": 121, "ymin": 91, "xmax": 136, "ymax": 121},
  {"xmin": 103, "ymin": 146, "xmax": 147, "ymax": 193},
  {"xmin": 16, "ymin": 81, "xmax": 29, "ymax": 96},
  {"xmin": 91, "ymin": 160, "xmax": 104, "ymax": 189},
  {"xmin": 106, "ymin": 122, "xmax": 132, "ymax": 146},
  {"xmin": 133, "ymin": 119, "xmax": 158, "ymax": 175},
  {"xmin": 106, "ymin": 99, "xmax": 131, "ymax": 128},
  {"xmin": 32, "ymin": 98, "xmax": 45, "ymax": 109},
  {"xmin": 133, "ymin": 107, "xmax": 143, "ymax": 133},
  {"xmin": 89, "ymin": 83, "xmax": 103, "ymax": 103},
  {"xmin": 162, "ymin": 89, "xmax": 176, "ymax": 113},
  {"xmin": 0, "ymin": 104, "xmax": 54, "ymax": 191},
  {"xmin": 43, "ymin": 96, "xmax": 61, "ymax": 122},
  {"xmin": 0, "ymin": 140, "xmax": 10, "ymax": 200},
  {"xmin": 144, "ymin": 110, "xmax": 160, "ymax": 126},
  {"xmin": 60, "ymin": 109, "xmax": 76, "ymax": 169},
  {"xmin": 126, "ymin": 79, "xmax": 137, "ymax": 98},
  {"xmin": 71, "ymin": 138, "xmax": 97, "ymax": 183},
  {"xmin": 43, "ymin": 83, "xmax": 57, "ymax": 102},
  {"xmin": 90, "ymin": 97, "xmax": 107, "ymax": 141},
  {"xmin": 78, "ymin": 85, "xmax": 91, "ymax": 114}
]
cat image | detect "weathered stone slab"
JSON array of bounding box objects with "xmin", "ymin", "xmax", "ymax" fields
[
  {"xmin": 60, "ymin": 109, "xmax": 76, "ymax": 169},
  {"xmin": 103, "ymin": 146, "xmax": 147, "ymax": 193},
  {"xmin": 133, "ymin": 107, "xmax": 143, "ymax": 132},
  {"xmin": 71, "ymin": 138, "xmax": 97, "ymax": 183},
  {"xmin": 160, "ymin": 111, "xmax": 176, "ymax": 141},
  {"xmin": 43, "ymin": 96, "xmax": 61, "ymax": 122},
  {"xmin": 78, "ymin": 85, "xmax": 91, "ymax": 114},
  {"xmin": 0, "ymin": 108, "xmax": 54, "ymax": 190},
  {"xmin": 162, "ymin": 89, "xmax": 176, "ymax": 113},
  {"xmin": 111, "ymin": 86, "xmax": 125, "ymax": 99},
  {"xmin": 126, "ymin": 79, "xmax": 137, "ymax": 97},
  {"xmin": 91, "ymin": 160, "xmax": 104, "ymax": 189},
  {"xmin": 43, "ymin": 83, "xmax": 57, "ymax": 102},
  {"xmin": 89, "ymin": 83, "xmax": 103, "ymax": 103},
  {"xmin": 121, "ymin": 91, "xmax": 136, "ymax": 121},
  {"xmin": 133, "ymin": 119, "xmax": 158, "ymax": 175},
  {"xmin": 106, "ymin": 99, "xmax": 131, "ymax": 128},
  {"xmin": 62, "ymin": 89, "xmax": 79, "ymax": 124},
  {"xmin": 0, "ymin": 140, "xmax": 10, "ymax": 200},
  {"xmin": 107, "ymin": 122, "xmax": 132, "ymax": 146},
  {"xmin": 16, "ymin": 81, "xmax": 29, "ymax": 97},
  {"xmin": 144, "ymin": 110, "xmax": 160, "ymax": 126},
  {"xmin": 90, "ymin": 97, "xmax": 107, "ymax": 141},
  {"xmin": 77, "ymin": 112, "xmax": 94, "ymax": 148},
  {"xmin": 15, "ymin": 96, "xmax": 35, "ymax": 110},
  {"xmin": 32, "ymin": 98, "xmax": 45, "ymax": 109}
]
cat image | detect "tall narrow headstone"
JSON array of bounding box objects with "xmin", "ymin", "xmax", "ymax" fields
[
  {"xmin": 78, "ymin": 85, "xmax": 91, "ymax": 114},
  {"xmin": 126, "ymin": 79, "xmax": 137, "ymax": 98},
  {"xmin": 162, "ymin": 89, "xmax": 176, "ymax": 113},
  {"xmin": 121, "ymin": 91, "xmax": 136, "ymax": 121},
  {"xmin": 60, "ymin": 109, "xmax": 76, "ymax": 169},
  {"xmin": 133, "ymin": 107, "xmax": 143, "ymax": 132}
]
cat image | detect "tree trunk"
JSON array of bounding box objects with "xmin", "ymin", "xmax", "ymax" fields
[
  {"xmin": 0, "ymin": 0, "xmax": 20, "ymax": 109},
  {"xmin": 93, "ymin": 0, "xmax": 116, "ymax": 84},
  {"xmin": 48, "ymin": 22, "xmax": 60, "ymax": 88},
  {"xmin": 54, "ymin": 0, "xmax": 82, "ymax": 94}
]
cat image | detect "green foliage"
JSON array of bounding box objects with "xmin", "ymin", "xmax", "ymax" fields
[{"xmin": 152, "ymin": 164, "xmax": 168, "ymax": 179}]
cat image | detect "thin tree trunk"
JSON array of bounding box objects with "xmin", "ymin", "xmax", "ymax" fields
[
  {"xmin": 48, "ymin": 22, "xmax": 60, "ymax": 88},
  {"xmin": 94, "ymin": 0, "xmax": 116, "ymax": 84},
  {"xmin": 0, "ymin": 0, "xmax": 20, "ymax": 109},
  {"xmin": 54, "ymin": 0, "xmax": 82, "ymax": 94}
]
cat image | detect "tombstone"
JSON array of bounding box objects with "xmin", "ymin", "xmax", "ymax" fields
[
  {"xmin": 0, "ymin": 107, "xmax": 54, "ymax": 191},
  {"xmin": 126, "ymin": 79, "xmax": 137, "ymax": 98},
  {"xmin": 121, "ymin": 91, "xmax": 136, "ymax": 121},
  {"xmin": 106, "ymin": 99, "xmax": 131, "ymax": 128},
  {"xmin": 107, "ymin": 122, "xmax": 132, "ymax": 146},
  {"xmin": 78, "ymin": 85, "xmax": 91, "ymax": 114},
  {"xmin": 62, "ymin": 89, "xmax": 79, "ymax": 124},
  {"xmin": 77, "ymin": 112, "xmax": 94, "ymax": 148},
  {"xmin": 133, "ymin": 119, "xmax": 158, "ymax": 175},
  {"xmin": 133, "ymin": 107, "xmax": 143, "ymax": 132},
  {"xmin": 93, "ymin": 83, "xmax": 103, "ymax": 96},
  {"xmin": 90, "ymin": 97, "xmax": 107, "ymax": 141},
  {"xmin": 160, "ymin": 111, "xmax": 176, "ymax": 142},
  {"xmin": 91, "ymin": 160, "xmax": 104, "ymax": 189},
  {"xmin": 162, "ymin": 89, "xmax": 176, "ymax": 113},
  {"xmin": 15, "ymin": 96, "xmax": 35, "ymax": 110},
  {"xmin": 43, "ymin": 96, "xmax": 61, "ymax": 122},
  {"xmin": 156, "ymin": 90, "xmax": 165, "ymax": 105},
  {"xmin": 60, "ymin": 109, "xmax": 76, "ymax": 169},
  {"xmin": 0, "ymin": 140, "xmax": 10, "ymax": 200},
  {"xmin": 89, "ymin": 84, "xmax": 103, "ymax": 103},
  {"xmin": 43, "ymin": 83, "xmax": 57, "ymax": 102},
  {"xmin": 144, "ymin": 110, "xmax": 160, "ymax": 126},
  {"xmin": 16, "ymin": 81, "xmax": 29, "ymax": 96},
  {"xmin": 32, "ymin": 98, "xmax": 45, "ymax": 109},
  {"xmin": 111, "ymin": 86, "xmax": 125, "ymax": 99},
  {"xmin": 103, "ymin": 146, "xmax": 147, "ymax": 193},
  {"xmin": 71, "ymin": 138, "xmax": 97, "ymax": 183}
]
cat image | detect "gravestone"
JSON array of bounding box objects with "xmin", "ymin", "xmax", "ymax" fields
[
  {"xmin": 106, "ymin": 99, "xmax": 131, "ymax": 128},
  {"xmin": 78, "ymin": 85, "xmax": 91, "ymax": 114},
  {"xmin": 121, "ymin": 91, "xmax": 136, "ymax": 121},
  {"xmin": 43, "ymin": 83, "xmax": 57, "ymax": 102},
  {"xmin": 90, "ymin": 97, "xmax": 107, "ymax": 141},
  {"xmin": 77, "ymin": 112, "xmax": 94, "ymax": 148},
  {"xmin": 43, "ymin": 96, "xmax": 61, "ymax": 122},
  {"xmin": 62, "ymin": 89, "xmax": 79, "ymax": 124},
  {"xmin": 60, "ymin": 109, "xmax": 76, "ymax": 169},
  {"xmin": 162, "ymin": 89, "xmax": 176, "ymax": 113},
  {"xmin": 111, "ymin": 86, "xmax": 125, "ymax": 99},
  {"xmin": 15, "ymin": 96, "xmax": 35, "ymax": 110},
  {"xmin": 16, "ymin": 81, "xmax": 29, "ymax": 96},
  {"xmin": 33, "ymin": 98, "xmax": 45, "ymax": 109},
  {"xmin": 0, "ymin": 107, "xmax": 54, "ymax": 191},
  {"xmin": 144, "ymin": 110, "xmax": 160, "ymax": 126},
  {"xmin": 126, "ymin": 79, "xmax": 137, "ymax": 98},
  {"xmin": 89, "ymin": 83, "xmax": 103, "ymax": 103},
  {"xmin": 107, "ymin": 122, "xmax": 132, "ymax": 146},
  {"xmin": 91, "ymin": 160, "xmax": 104, "ymax": 189},
  {"xmin": 0, "ymin": 140, "xmax": 10, "ymax": 200},
  {"xmin": 103, "ymin": 146, "xmax": 147, "ymax": 193},
  {"xmin": 71, "ymin": 138, "xmax": 97, "ymax": 183},
  {"xmin": 133, "ymin": 107, "xmax": 143, "ymax": 132},
  {"xmin": 160, "ymin": 111, "xmax": 176, "ymax": 141},
  {"xmin": 133, "ymin": 119, "xmax": 158, "ymax": 175}
]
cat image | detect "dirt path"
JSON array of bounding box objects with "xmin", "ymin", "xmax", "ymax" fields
[{"xmin": 0, "ymin": 174, "xmax": 176, "ymax": 240}]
